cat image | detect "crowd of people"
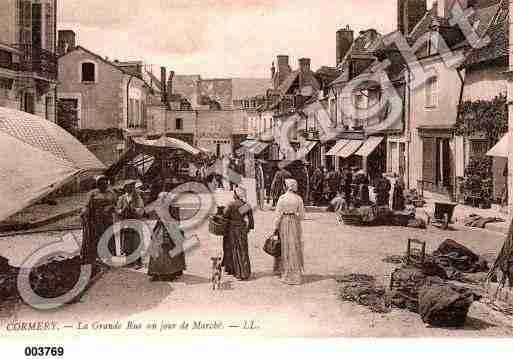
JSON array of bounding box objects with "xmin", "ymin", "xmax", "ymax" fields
[{"xmin": 307, "ymin": 165, "xmax": 406, "ymax": 212}]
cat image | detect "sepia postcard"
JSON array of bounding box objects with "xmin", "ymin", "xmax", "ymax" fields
[{"xmin": 2, "ymin": 0, "xmax": 513, "ymax": 357}]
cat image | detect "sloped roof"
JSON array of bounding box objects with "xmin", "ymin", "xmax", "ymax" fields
[
  {"xmin": 464, "ymin": 0, "xmax": 507, "ymax": 66},
  {"xmin": 232, "ymin": 78, "xmax": 272, "ymax": 100},
  {"xmin": 278, "ymin": 70, "xmax": 321, "ymax": 96},
  {"xmin": 408, "ymin": 1, "xmax": 499, "ymax": 56}
]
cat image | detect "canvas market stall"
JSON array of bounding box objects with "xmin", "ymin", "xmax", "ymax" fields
[{"xmin": 0, "ymin": 107, "xmax": 106, "ymax": 222}]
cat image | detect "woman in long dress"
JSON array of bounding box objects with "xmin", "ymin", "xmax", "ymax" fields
[
  {"xmin": 273, "ymin": 179, "xmax": 306, "ymax": 285},
  {"xmin": 223, "ymin": 187, "xmax": 254, "ymax": 280},
  {"xmin": 147, "ymin": 189, "xmax": 187, "ymax": 282},
  {"xmin": 81, "ymin": 175, "xmax": 117, "ymax": 269}
]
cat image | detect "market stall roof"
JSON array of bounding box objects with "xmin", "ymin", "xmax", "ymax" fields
[
  {"xmin": 248, "ymin": 141, "xmax": 270, "ymax": 155},
  {"xmin": 336, "ymin": 140, "xmax": 363, "ymax": 158},
  {"xmin": 132, "ymin": 136, "xmax": 201, "ymax": 155},
  {"xmin": 0, "ymin": 107, "xmax": 106, "ymax": 221},
  {"xmin": 355, "ymin": 137, "xmax": 384, "ymax": 157},
  {"xmin": 326, "ymin": 139, "xmax": 350, "ymax": 156},
  {"xmin": 487, "ymin": 133, "xmax": 510, "ymax": 158},
  {"xmin": 241, "ymin": 140, "xmax": 257, "ymax": 147}
]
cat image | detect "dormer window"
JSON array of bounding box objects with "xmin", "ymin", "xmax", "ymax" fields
[{"xmin": 81, "ymin": 62, "xmax": 96, "ymax": 83}]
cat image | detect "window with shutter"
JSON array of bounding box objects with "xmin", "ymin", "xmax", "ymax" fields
[
  {"xmin": 425, "ymin": 76, "xmax": 438, "ymax": 108},
  {"xmin": 422, "ymin": 137, "xmax": 436, "ymax": 184}
]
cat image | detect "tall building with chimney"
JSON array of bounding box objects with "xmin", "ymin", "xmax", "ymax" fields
[{"xmin": 0, "ymin": 0, "xmax": 58, "ymax": 121}]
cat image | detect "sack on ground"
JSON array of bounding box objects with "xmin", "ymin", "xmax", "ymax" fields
[{"xmin": 418, "ymin": 282, "xmax": 476, "ymax": 328}]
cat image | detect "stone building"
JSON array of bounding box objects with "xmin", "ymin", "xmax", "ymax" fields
[
  {"xmin": 0, "ymin": 0, "xmax": 58, "ymax": 121},
  {"xmin": 148, "ymin": 74, "xmax": 270, "ymax": 157},
  {"xmin": 57, "ymin": 31, "xmax": 159, "ymax": 165}
]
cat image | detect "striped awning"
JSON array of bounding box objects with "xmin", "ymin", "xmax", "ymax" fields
[
  {"xmin": 336, "ymin": 140, "xmax": 363, "ymax": 158},
  {"xmin": 248, "ymin": 141, "xmax": 270, "ymax": 155},
  {"xmin": 296, "ymin": 141, "xmax": 317, "ymax": 160},
  {"xmin": 355, "ymin": 137, "xmax": 384, "ymax": 157},
  {"xmin": 326, "ymin": 140, "xmax": 350, "ymax": 156}
]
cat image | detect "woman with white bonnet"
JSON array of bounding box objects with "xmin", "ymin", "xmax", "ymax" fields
[{"xmin": 273, "ymin": 178, "xmax": 305, "ymax": 285}]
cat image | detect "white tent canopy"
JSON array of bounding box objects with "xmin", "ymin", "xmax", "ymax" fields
[{"xmin": 0, "ymin": 107, "xmax": 106, "ymax": 221}]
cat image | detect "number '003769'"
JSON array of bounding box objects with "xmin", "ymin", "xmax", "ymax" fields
[{"xmin": 24, "ymin": 346, "xmax": 64, "ymax": 357}]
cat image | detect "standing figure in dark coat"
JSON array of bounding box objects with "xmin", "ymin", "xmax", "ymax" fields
[
  {"xmin": 116, "ymin": 180, "xmax": 145, "ymax": 268},
  {"xmin": 326, "ymin": 166, "xmax": 341, "ymax": 202},
  {"xmin": 271, "ymin": 167, "xmax": 291, "ymax": 207},
  {"xmin": 222, "ymin": 188, "xmax": 254, "ymax": 280},
  {"xmin": 392, "ymin": 173, "xmax": 406, "ymax": 211},
  {"xmin": 375, "ymin": 174, "xmax": 392, "ymax": 207},
  {"xmin": 147, "ymin": 186, "xmax": 187, "ymax": 282},
  {"xmin": 80, "ymin": 175, "xmax": 117, "ymax": 268},
  {"xmin": 343, "ymin": 166, "xmax": 353, "ymax": 204},
  {"xmin": 311, "ymin": 167, "xmax": 324, "ymax": 206}
]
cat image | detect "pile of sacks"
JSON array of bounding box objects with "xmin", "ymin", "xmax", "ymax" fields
[{"xmin": 388, "ymin": 239, "xmax": 487, "ymax": 327}]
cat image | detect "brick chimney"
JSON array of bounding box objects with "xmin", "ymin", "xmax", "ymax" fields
[
  {"xmin": 57, "ymin": 30, "xmax": 76, "ymax": 55},
  {"xmin": 336, "ymin": 26, "xmax": 354, "ymax": 66},
  {"xmin": 298, "ymin": 58, "xmax": 311, "ymax": 73},
  {"xmin": 398, "ymin": 0, "xmax": 427, "ymax": 35},
  {"xmin": 274, "ymin": 55, "xmax": 291, "ymax": 88},
  {"xmin": 438, "ymin": 0, "xmax": 467, "ymax": 18},
  {"xmin": 167, "ymin": 71, "xmax": 175, "ymax": 96},
  {"xmin": 160, "ymin": 67, "xmax": 167, "ymax": 104}
]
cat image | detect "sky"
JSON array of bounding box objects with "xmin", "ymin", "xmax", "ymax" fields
[{"xmin": 58, "ymin": 0, "xmax": 436, "ymax": 79}]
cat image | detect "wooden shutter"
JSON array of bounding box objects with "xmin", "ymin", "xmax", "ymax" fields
[{"xmin": 422, "ymin": 137, "xmax": 435, "ymax": 184}]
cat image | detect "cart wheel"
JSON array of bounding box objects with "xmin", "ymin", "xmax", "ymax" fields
[{"xmin": 442, "ymin": 213, "xmax": 449, "ymax": 230}]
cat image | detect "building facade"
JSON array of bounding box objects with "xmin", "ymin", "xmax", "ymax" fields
[{"xmin": 0, "ymin": 0, "xmax": 58, "ymax": 121}]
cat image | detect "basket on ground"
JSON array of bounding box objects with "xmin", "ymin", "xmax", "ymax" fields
[{"xmin": 209, "ymin": 216, "xmax": 227, "ymax": 236}]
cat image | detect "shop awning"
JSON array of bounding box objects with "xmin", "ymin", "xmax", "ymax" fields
[
  {"xmin": 487, "ymin": 133, "xmax": 510, "ymax": 158},
  {"xmin": 241, "ymin": 140, "xmax": 257, "ymax": 147},
  {"xmin": 249, "ymin": 141, "xmax": 270, "ymax": 155},
  {"xmin": 355, "ymin": 137, "xmax": 384, "ymax": 157},
  {"xmin": 336, "ymin": 140, "xmax": 363, "ymax": 158},
  {"xmin": 296, "ymin": 141, "xmax": 317, "ymax": 160},
  {"xmin": 326, "ymin": 139, "xmax": 350, "ymax": 156},
  {"xmin": 132, "ymin": 136, "xmax": 201, "ymax": 155}
]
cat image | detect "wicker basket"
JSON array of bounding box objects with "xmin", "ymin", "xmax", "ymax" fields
[
  {"xmin": 340, "ymin": 213, "xmax": 363, "ymax": 226},
  {"xmin": 209, "ymin": 216, "xmax": 227, "ymax": 236}
]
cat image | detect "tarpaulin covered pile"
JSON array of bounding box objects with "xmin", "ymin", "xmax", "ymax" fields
[{"xmin": 0, "ymin": 107, "xmax": 106, "ymax": 221}]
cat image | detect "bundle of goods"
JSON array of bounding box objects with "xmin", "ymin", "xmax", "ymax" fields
[
  {"xmin": 431, "ymin": 239, "xmax": 489, "ymax": 273},
  {"xmin": 337, "ymin": 274, "xmax": 390, "ymax": 313},
  {"xmin": 418, "ymin": 279, "xmax": 480, "ymax": 328},
  {"xmin": 389, "ymin": 266, "xmax": 428, "ymax": 313},
  {"xmin": 1, "ymin": 255, "xmax": 106, "ymax": 306}
]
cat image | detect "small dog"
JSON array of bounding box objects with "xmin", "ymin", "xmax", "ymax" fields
[{"xmin": 211, "ymin": 256, "xmax": 223, "ymax": 290}]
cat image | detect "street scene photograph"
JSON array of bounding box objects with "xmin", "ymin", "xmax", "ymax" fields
[{"xmin": 3, "ymin": 0, "xmax": 513, "ymax": 354}]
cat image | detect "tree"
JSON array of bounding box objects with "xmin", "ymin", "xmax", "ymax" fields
[{"xmin": 56, "ymin": 99, "xmax": 78, "ymax": 135}]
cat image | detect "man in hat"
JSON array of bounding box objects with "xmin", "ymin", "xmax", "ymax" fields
[{"xmin": 116, "ymin": 179, "xmax": 145, "ymax": 268}]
